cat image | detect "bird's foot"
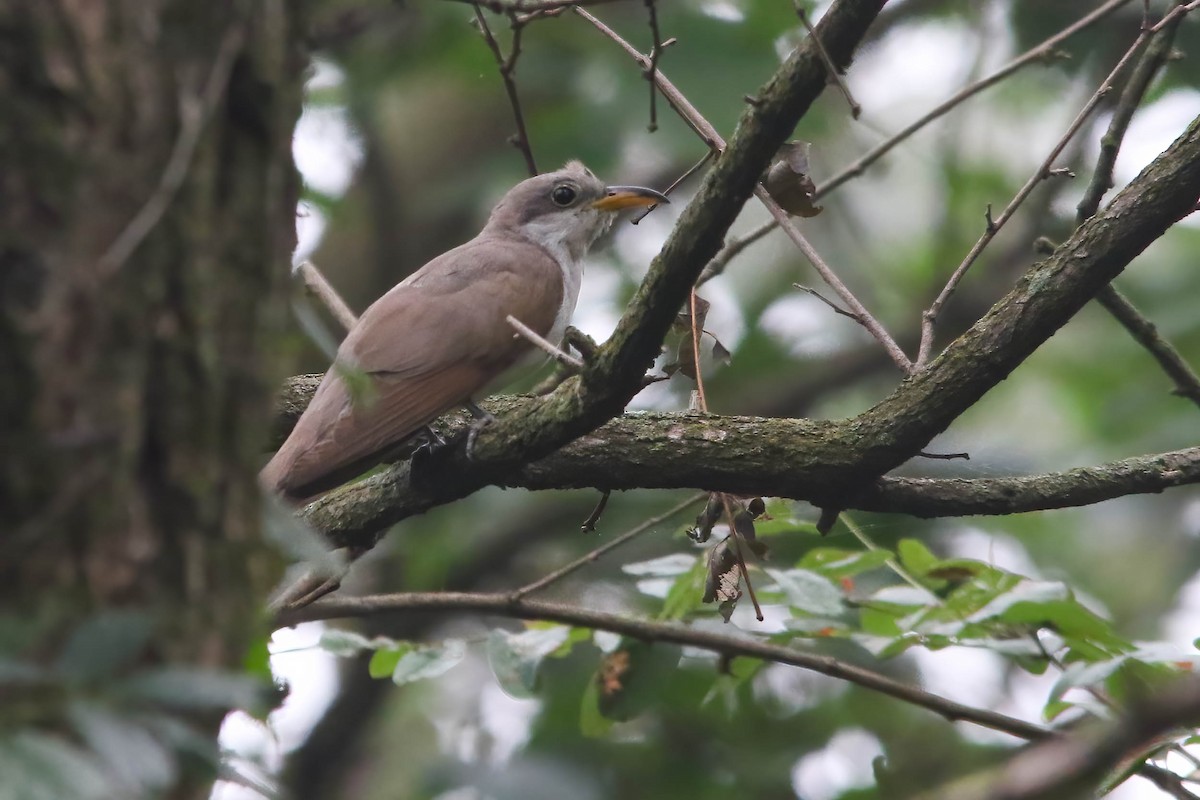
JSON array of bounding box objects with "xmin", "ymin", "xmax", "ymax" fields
[
  {"xmin": 408, "ymin": 425, "xmax": 449, "ymax": 470},
  {"xmin": 463, "ymin": 400, "xmax": 496, "ymax": 461}
]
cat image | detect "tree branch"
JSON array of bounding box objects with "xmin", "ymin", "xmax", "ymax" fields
[
  {"xmin": 276, "ymin": 590, "xmax": 1050, "ymax": 741},
  {"xmin": 853, "ymin": 114, "xmax": 1200, "ymax": 473},
  {"xmin": 269, "ymin": 11, "xmax": 1200, "ymax": 555},
  {"xmin": 271, "ymin": 389, "xmax": 1200, "ymax": 547},
  {"xmin": 917, "ymin": 677, "xmax": 1200, "ymax": 800},
  {"xmin": 457, "ymin": 0, "xmax": 888, "ymax": 464}
]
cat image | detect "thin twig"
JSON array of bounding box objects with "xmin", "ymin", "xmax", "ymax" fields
[
  {"xmin": 1095, "ymin": 289, "xmax": 1200, "ymax": 407},
  {"xmin": 794, "ymin": 283, "xmax": 861, "ymax": 322},
  {"xmin": 97, "ymin": 24, "xmax": 246, "ymax": 276},
  {"xmin": 697, "ymin": 219, "xmax": 776, "ymax": 285},
  {"xmin": 688, "ymin": 290, "xmax": 708, "ymax": 410},
  {"xmin": 643, "ymin": 0, "xmax": 664, "ymax": 132},
  {"xmin": 1070, "ymin": 0, "xmax": 1200, "ymax": 409},
  {"xmin": 295, "ymin": 260, "xmax": 359, "ymax": 332},
  {"xmin": 819, "ymin": 0, "xmax": 1133, "ymax": 200},
  {"xmin": 579, "ymin": 6, "xmax": 911, "ymax": 372},
  {"xmin": 719, "ymin": 0, "xmax": 1137, "ymax": 273},
  {"xmin": 580, "ymin": 489, "xmax": 610, "ymax": 532},
  {"xmin": 718, "ymin": 493, "xmax": 764, "ymax": 621},
  {"xmin": 792, "ymin": 1, "xmax": 860, "ymax": 118},
  {"xmin": 507, "ymin": 315, "xmax": 584, "ymax": 369},
  {"xmin": 473, "ymin": 6, "xmax": 538, "ymax": 175},
  {"xmin": 575, "ymin": 8, "xmax": 719, "ymax": 149},
  {"xmin": 761, "ymin": 189, "xmax": 912, "ymax": 371},
  {"xmin": 916, "ymin": 450, "xmax": 970, "ymax": 461},
  {"xmin": 463, "ymin": 0, "xmax": 628, "ymax": 13},
  {"xmin": 511, "ymin": 493, "xmax": 705, "ymax": 599},
  {"xmin": 280, "ymin": 589, "xmax": 1053, "ymax": 741},
  {"xmin": 917, "ymin": 15, "xmax": 1171, "ymax": 368},
  {"xmin": 841, "ymin": 514, "xmax": 936, "ymax": 598},
  {"xmin": 632, "ymin": 150, "xmax": 712, "ymax": 224}
]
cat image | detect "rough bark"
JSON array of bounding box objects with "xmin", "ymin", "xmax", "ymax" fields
[{"xmin": 0, "ymin": 1, "xmax": 304, "ymax": 795}]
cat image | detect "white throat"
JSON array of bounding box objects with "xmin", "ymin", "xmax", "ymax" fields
[{"xmin": 519, "ymin": 212, "xmax": 608, "ymax": 344}]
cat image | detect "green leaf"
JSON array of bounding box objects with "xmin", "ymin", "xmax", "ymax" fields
[
  {"xmin": 391, "ymin": 639, "xmax": 466, "ymax": 685},
  {"xmin": 799, "ymin": 548, "xmax": 893, "ymax": 579},
  {"xmin": 68, "ymin": 702, "xmax": 176, "ymax": 793},
  {"xmin": 367, "ymin": 644, "xmax": 412, "ymax": 679},
  {"xmin": 1049, "ymin": 656, "xmax": 1129, "ymax": 705},
  {"xmin": 965, "ymin": 580, "xmax": 1070, "ymax": 623},
  {"xmin": 487, "ymin": 626, "xmax": 573, "ymax": 699},
  {"xmin": 0, "ymin": 732, "xmax": 112, "ymax": 800},
  {"xmin": 579, "ymin": 677, "xmax": 612, "ymax": 738},
  {"xmin": 864, "ymin": 585, "xmax": 932, "ymax": 610},
  {"xmin": 1000, "ymin": 600, "xmax": 1129, "ymax": 653},
  {"xmin": 120, "ymin": 667, "xmax": 267, "ymax": 713},
  {"xmin": 622, "ymin": 553, "xmax": 700, "ymax": 577},
  {"xmin": 1043, "ymin": 699, "xmax": 1076, "ymax": 722},
  {"xmin": 896, "ymin": 539, "xmax": 940, "ymax": 579},
  {"xmin": 764, "ymin": 568, "xmax": 845, "ymax": 616},
  {"xmin": 859, "ymin": 606, "xmax": 903, "ymax": 637},
  {"xmin": 660, "ymin": 556, "xmax": 707, "ymax": 620},
  {"xmin": 55, "ymin": 611, "xmax": 155, "ymax": 682},
  {"xmin": 317, "ymin": 629, "xmax": 398, "ymax": 657},
  {"xmin": 242, "ymin": 635, "xmax": 273, "ymax": 682}
]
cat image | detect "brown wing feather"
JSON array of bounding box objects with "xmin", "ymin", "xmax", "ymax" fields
[{"xmin": 261, "ymin": 235, "xmax": 563, "ymax": 499}]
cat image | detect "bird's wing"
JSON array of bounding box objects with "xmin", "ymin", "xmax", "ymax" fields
[{"xmin": 262, "ymin": 236, "xmax": 563, "ymax": 499}]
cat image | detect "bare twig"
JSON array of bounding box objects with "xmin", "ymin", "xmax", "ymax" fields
[
  {"xmin": 507, "ymin": 314, "xmax": 584, "ymax": 369},
  {"xmin": 472, "ymin": 6, "xmax": 538, "ymax": 175},
  {"xmin": 580, "ymin": 489, "xmax": 610, "ymax": 532},
  {"xmin": 688, "ymin": 291, "xmax": 709, "ymax": 410},
  {"xmin": 643, "ymin": 0, "xmax": 664, "ymax": 132},
  {"xmin": 462, "ymin": 0, "xmax": 628, "ymax": 13},
  {"xmin": 295, "ymin": 260, "xmax": 358, "ymax": 332},
  {"xmin": 579, "ymin": 6, "xmax": 911, "ymax": 372},
  {"xmin": 1095, "ymin": 289, "xmax": 1200, "ymax": 407},
  {"xmin": 632, "ymin": 150, "xmax": 712, "ymax": 224},
  {"xmin": 916, "ymin": 450, "xmax": 970, "ymax": 461},
  {"xmin": 917, "ymin": 12, "xmax": 1176, "ymax": 368},
  {"xmin": 97, "ymin": 24, "xmax": 246, "ymax": 276},
  {"xmin": 819, "ymin": 0, "xmax": 1134, "ymax": 200},
  {"xmin": 511, "ymin": 492, "xmax": 704, "ymax": 599},
  {"xmin": 761, "ymin": 191, "xmax": 912, "ymax": 371},
  {"xmin": 575, "ymin": 8, "xmax": 720, "ymax": 149},
  {"xmin": 841, "ymin": 514, "xmax": 934, "ymax": 598},
  {"xmin": 792, "ymin": 1, "xmax": 860, "ymax": 118},
  {"xmin": 280, "ymin": 588, "xmax": 1052, "ymax": 741},
  {"xmin": 1070, "ymin": 0, "xmax": 1200, "ymax": 409},
  {"xmin": 697, "ymin": 219, "xmax": 776, "ymax": 285},
  {"xmin": 794, "ymin": 283, "xmax": 861, "ymax": 322},
  {"xmin": 717, "ymin": 493, "xmax": 763, "ymax": 621},
  {"xmin": 719, "ymin": 0, "xmax": 1137, "ymax": 275}
]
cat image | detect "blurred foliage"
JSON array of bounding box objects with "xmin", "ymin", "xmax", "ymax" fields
[
  {"xmin": 255, "ymin": 0, "xmax": 1200, "ymax": 798},
  {"xmin": 0, "ymin": 611, "xmax": 275, "ymax": 800}
]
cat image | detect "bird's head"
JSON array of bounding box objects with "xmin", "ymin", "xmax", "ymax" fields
[{"xmin": 488, "ymin": 161, "xmax": 667, "ymax": 261}]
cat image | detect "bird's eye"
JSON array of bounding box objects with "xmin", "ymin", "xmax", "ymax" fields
[{"xmin": 551, "ymin": 185, "xmax": 577, "ymax": 207}]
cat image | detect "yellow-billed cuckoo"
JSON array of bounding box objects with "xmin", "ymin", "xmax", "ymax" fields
[{"xmin": 262, "ymin": 161, "xmax": 666, "ymax": 501}]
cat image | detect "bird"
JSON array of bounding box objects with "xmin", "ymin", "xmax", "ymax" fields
[{"xmin": 262, "ymin": 161, "xmax": 666, "ymax": 501}]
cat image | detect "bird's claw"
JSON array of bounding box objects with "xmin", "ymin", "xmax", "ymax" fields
[{"xmin": 463, "ymin": 401, "xmax": 496, "ymax": 461}]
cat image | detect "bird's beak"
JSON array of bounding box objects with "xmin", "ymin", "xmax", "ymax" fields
[{"xmin": 591, "ymin": 185, "xmax": 670, "ymax": 211}]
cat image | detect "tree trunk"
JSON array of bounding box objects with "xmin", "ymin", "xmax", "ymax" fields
[{"xmin": 1, "ymin": 1, "xmax": 303, "ymax": 795}]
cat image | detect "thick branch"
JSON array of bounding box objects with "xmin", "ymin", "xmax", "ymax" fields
[
  {"xmin": 273, "ymin": 390, "xmax": 1200, "ymax": 547},
  {"xmin": 853, "ymin": 115, "xmax": 1200, "ymax": 471},
  {"xmin": 918, "ymin": 677, "xmax": 1200, "ymax": 800}
]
